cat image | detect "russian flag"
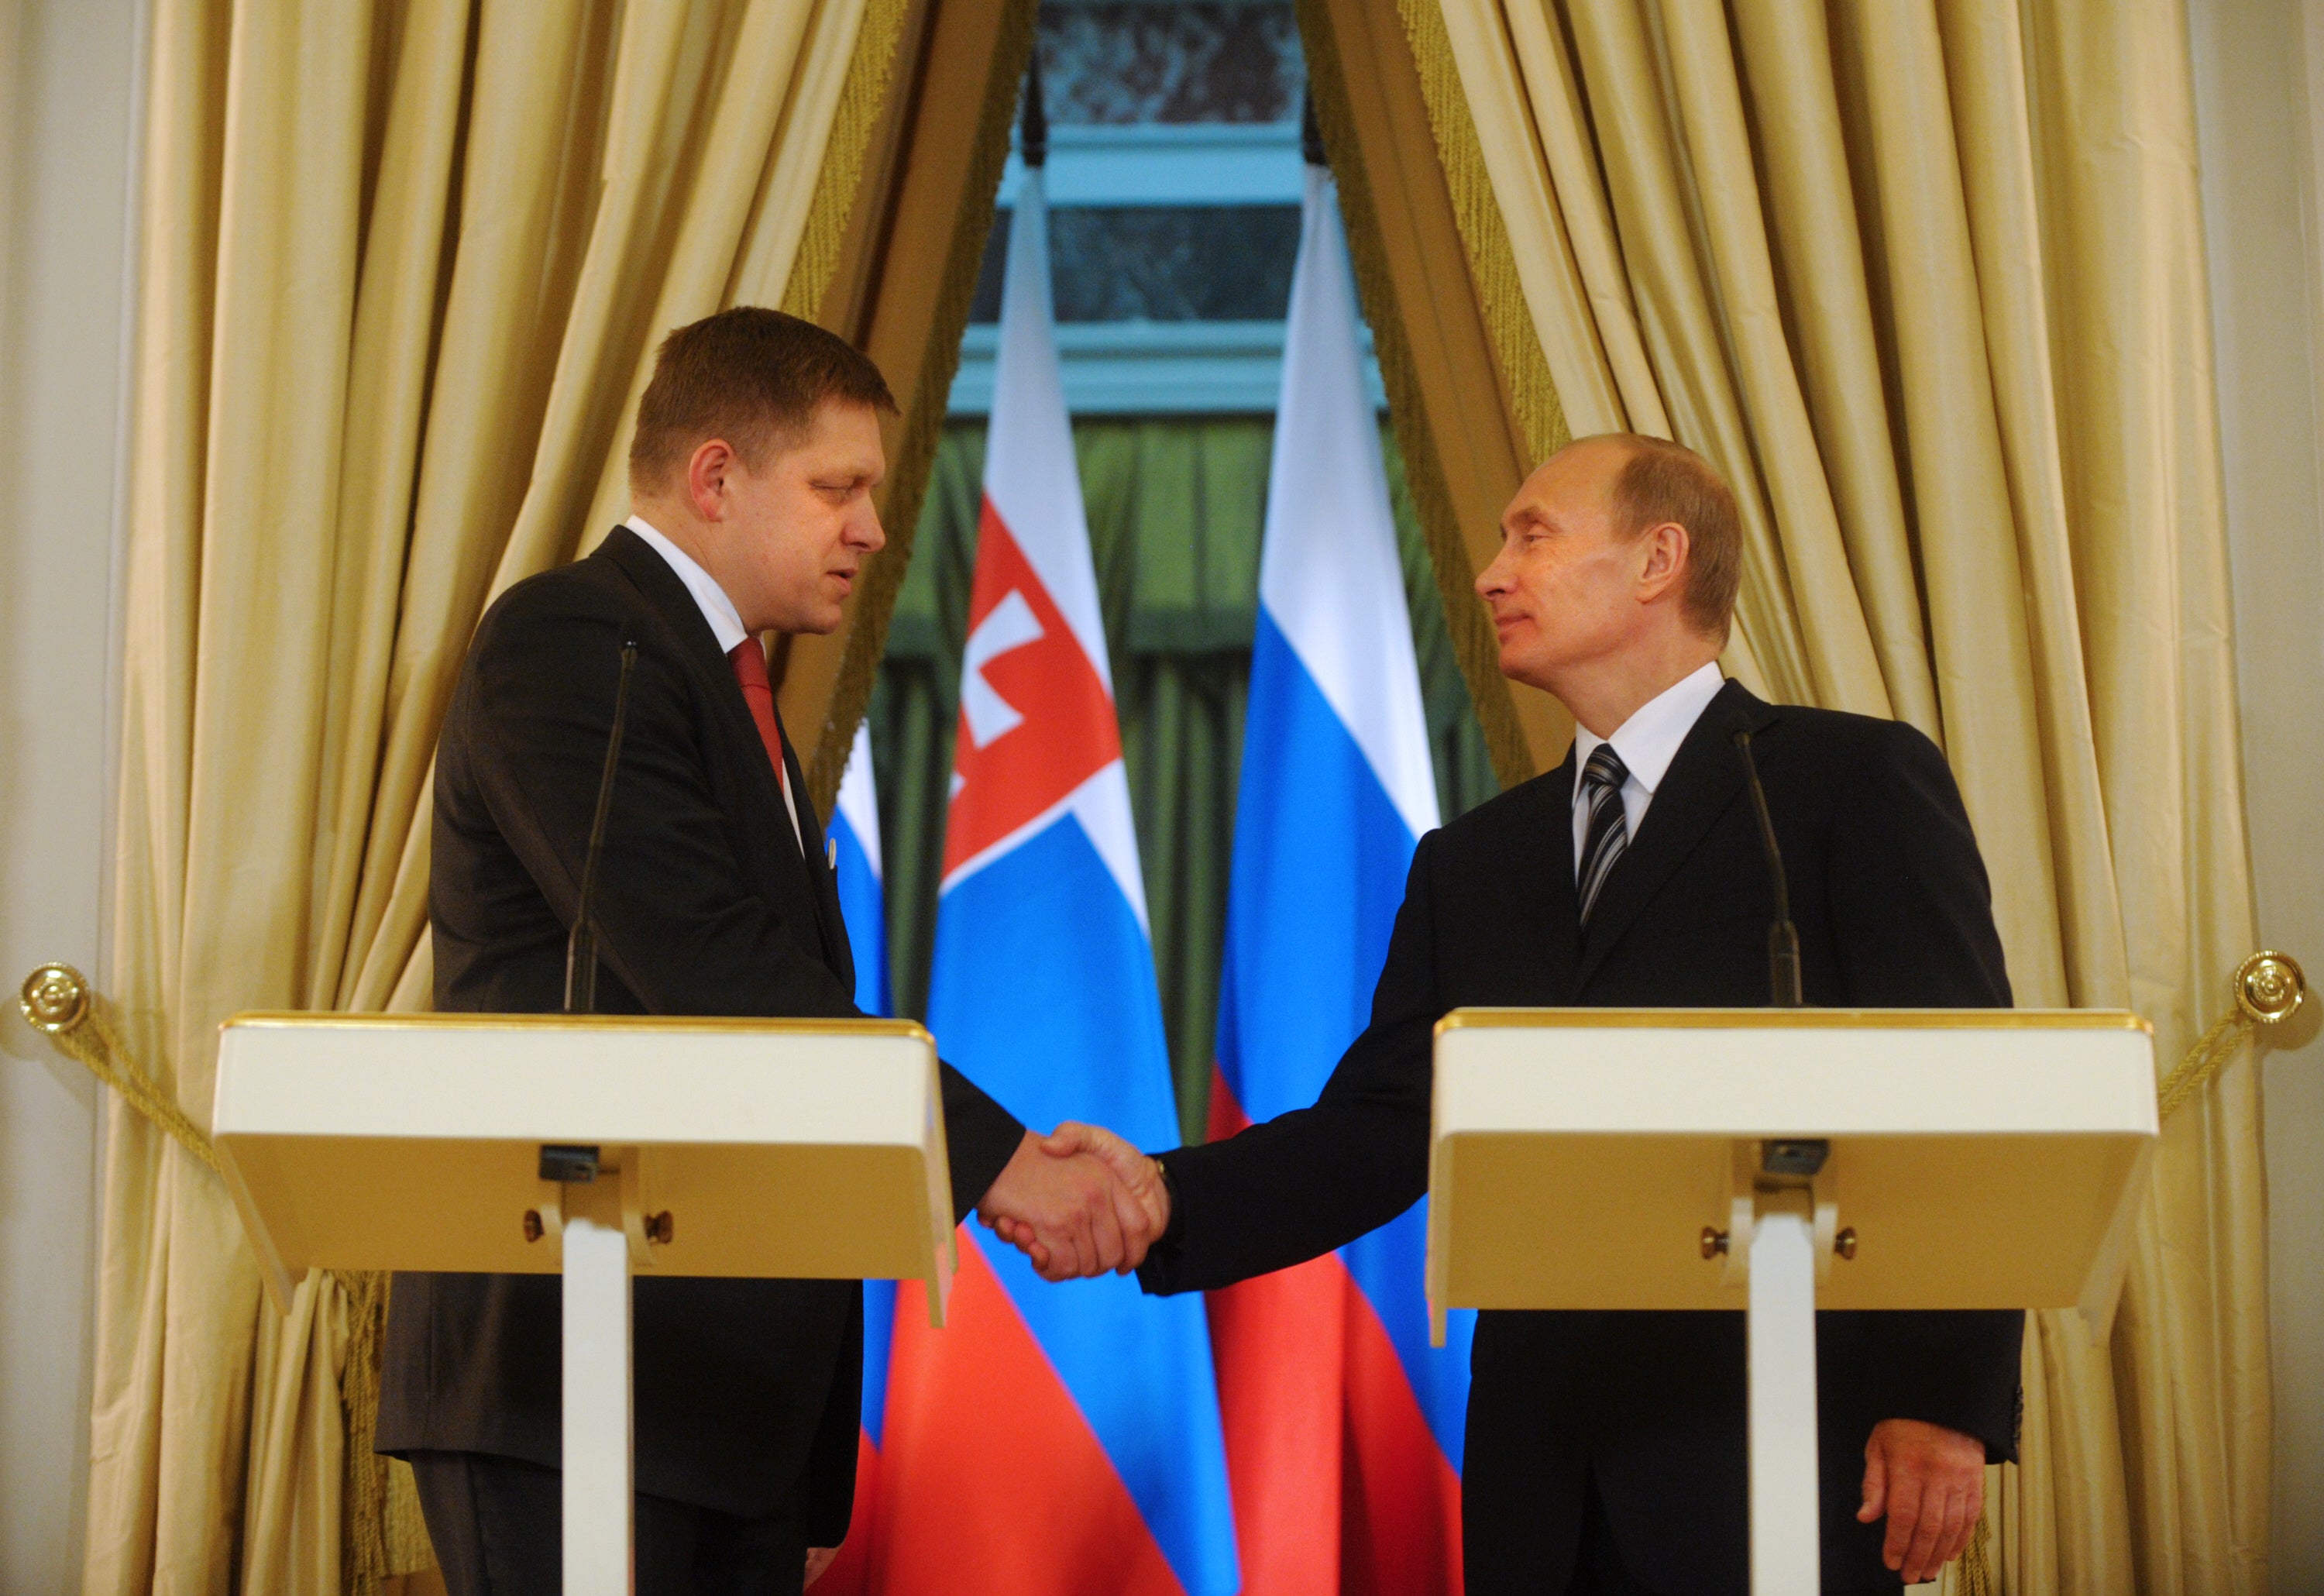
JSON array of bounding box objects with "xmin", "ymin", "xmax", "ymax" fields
[
  {"xmin": 1205, "ymin": 164, "xmax": 1476, "ymax": 1595},
  {"xmin": 820, "ymin": 720, "xmax": 895, "ymax": 1591},
  {"xmin": 865, "ymin": 161, "xmax": 1239, "ymax": 1596}
]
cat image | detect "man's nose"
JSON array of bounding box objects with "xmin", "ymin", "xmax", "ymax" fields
[
  {"xmin": 854, "ymin": 507, "xmax": 886, "ymax": 552},
  {"xmin": 1476, "ymin": 545, "xmax": 1509, "ymax": 597}
]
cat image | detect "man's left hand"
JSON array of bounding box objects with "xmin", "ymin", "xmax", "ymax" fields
[{"xmin": 1858, "ymin": 1418, "xmax": 1985, "ymax": 1584}]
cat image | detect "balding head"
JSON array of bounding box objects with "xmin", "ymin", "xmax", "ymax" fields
[
  {"xmin": 1583, "ymin": 433, "xmax": 1741, "ymax": 641},
  {"xmin": 1477, "ymin": 432, "xmax": 1738, "ymax": 734}
]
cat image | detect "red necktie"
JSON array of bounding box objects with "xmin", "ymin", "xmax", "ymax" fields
[{"xmin": 729, "ymin": 638, "xmax": 797, "ymax": 838}]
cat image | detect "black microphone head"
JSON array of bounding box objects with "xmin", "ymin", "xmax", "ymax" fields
[{"xmin": 1020, "ymin": 53, "xmax": 1048, "ymax": 170}]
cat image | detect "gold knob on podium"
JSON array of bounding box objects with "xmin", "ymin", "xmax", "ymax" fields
[{"xmin": 19, "ymin": 962, "xmax": 91, "ymax": 1035}]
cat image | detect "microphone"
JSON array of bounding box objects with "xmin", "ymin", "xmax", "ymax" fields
[
  {"xmin": 1731, "ymin": 727, "xmax": 1803, "ymax": 1008},
  {"xmin": 565, "ymin": 641, "xmax": 640, "ymax": 1015}
]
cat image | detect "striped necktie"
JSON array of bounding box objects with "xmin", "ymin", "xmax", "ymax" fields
[{"xmin": 1576, "ymin": 742, "xmax": 1631, "ymax": 926}]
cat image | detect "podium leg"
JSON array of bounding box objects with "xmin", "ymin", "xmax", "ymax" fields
[
  {"xmin": 562, "ymin": 1179, "xmax": 634, "ymax": 1595},
  {"xmin": 1747, "ymin": 1202, "xmax": 1820, "ymax": 1594}
]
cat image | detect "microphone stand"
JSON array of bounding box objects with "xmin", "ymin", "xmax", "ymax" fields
[
  {"xmin": 1732, "ymin": 728, "xmax": 1803, "ymax": 1009},
  {"xmin": 565, "ymin": 641, "xmax": 640, "ymax": 1015}
]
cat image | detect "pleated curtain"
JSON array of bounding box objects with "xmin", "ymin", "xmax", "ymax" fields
[
  {"xmin": 1418, "ymin": 0, "xmax": 2267, "ymax": 1590},
  {"xmin": 92, "ymin": 0, "xmax": 929, "ymax": 1587}
]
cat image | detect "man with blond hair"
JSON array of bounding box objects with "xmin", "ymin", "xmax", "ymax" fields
[{"xmin": 1024, "ymin": 435, "xmax": 2020, "ymax": 1594}]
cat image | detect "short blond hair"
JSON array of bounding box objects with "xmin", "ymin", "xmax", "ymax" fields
[{"xmin": 1597, "ymin": 434, "xmax": 1741, "ymax": 640}]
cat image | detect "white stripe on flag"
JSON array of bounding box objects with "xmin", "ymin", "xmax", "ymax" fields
[
  {"xmin": 834, "ymin": 719, "xmax": 882, "ymax": 879},
  {"xmin": 1260, "ymin": 168, "xmax": 1440, "ymax": 841}
]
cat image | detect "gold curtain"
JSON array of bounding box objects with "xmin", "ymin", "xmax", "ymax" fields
[
  {"xmin": 90, "ymin": 0, "xmax": 1029, "ymax": 1587},
  {"xmin": 1406, "ymin": 0, "xmax": 2266, "ymax": 1590}
]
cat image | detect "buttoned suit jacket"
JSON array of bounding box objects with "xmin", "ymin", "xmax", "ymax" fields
[
  {"xmin": 1140, "ymin": 679, "xmax": 2022, "ymax": 1594},
  {"xmin": 379, "ymin": 526, "xmax": 1025, "ymax": 1543}
]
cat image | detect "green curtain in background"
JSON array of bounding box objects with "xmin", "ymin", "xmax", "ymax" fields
[{"xmin": 868, "ymin": 416, "xmax": 1501, "ymax": 1143}]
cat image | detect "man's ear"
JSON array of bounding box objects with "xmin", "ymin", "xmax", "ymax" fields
[
  {"xmin": 686, "ymin": 439, "xmax": 734, "ymax": 522},
  {"xmin": 1635, "ymin": 521, "xmax": 1690, "ymax": 605}
]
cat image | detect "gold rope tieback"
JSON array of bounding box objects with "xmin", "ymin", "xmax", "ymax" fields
[
  {"xmin": 17, "ymin": 963, "xmax": 221, "ymax": 1175},
  {"xmin": 16, "ymin": 962, "xmax": 432, "ymax": 1588},
  {"xmin": 2157, "ymin": 951, "xmax": 2307, "ymax": 1120}
]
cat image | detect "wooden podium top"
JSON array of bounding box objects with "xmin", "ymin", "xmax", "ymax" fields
[
  {"xmin": 213, "ymin": 1013, "xmax": 956, "ymax": 1315},
  {"xmin": 1426, "ymin": 1008, "xmax": 2157, "ymax": 1330}
]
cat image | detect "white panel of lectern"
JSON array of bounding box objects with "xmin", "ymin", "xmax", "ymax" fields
[
  {"xmin": 1425, "ymin": 1008, "xmax": 2157, "ymax": 1594},
  {"xmin": 212, "ymin": 1012, "xmax": 956, "ymax": 1309},
  {"xmin": 211, "ymin": 1012, "xmax": 957, "ymax": 1596}
]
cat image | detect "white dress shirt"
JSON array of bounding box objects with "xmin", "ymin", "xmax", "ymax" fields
[
  {"xmin": 624, "ymin": 514, "xmax": 803, "ymax": 850},
  {"xmin": 1569, "ymin": 659, "xmax": 1726, "ymax": 879}
]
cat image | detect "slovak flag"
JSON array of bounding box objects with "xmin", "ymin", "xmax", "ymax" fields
[
  {"xmin": 820, "ymin": 720, "xmax": 894, "ymax": 1596},
  {"xmin": 1205, "ymin": 164, "xmax": 1475, "ymax": 1594},
  {"xmin": 865, "ymin": 163, "xmax": 1240, "ymax": 1596}
]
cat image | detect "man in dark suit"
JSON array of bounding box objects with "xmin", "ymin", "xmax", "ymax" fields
[
  {"xmin": 380, "ymin": 308, "xmax": 1159, "ymax": 1594},
  {"xmin": 1014, "ymin": 435, "xmax": 2021, "ymax": 1593}
]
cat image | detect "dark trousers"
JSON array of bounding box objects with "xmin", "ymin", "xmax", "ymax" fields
[
  {"xmin": 409, "ymin": 1451, "xmax": 806, "ymax": 1596},
  {"xmin": 1562, "ymin": 1474, "xmax": 1663, "ymax": 1596}
]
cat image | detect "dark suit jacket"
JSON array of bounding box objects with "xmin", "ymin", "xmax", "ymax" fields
[
  {"xmin": 1140, "ymin": 679, "xmax": 2023, "ymax": 1594},
  {"xmin": 378, "ymin": 526, "xmax": 1024, "ymax": 1541}
]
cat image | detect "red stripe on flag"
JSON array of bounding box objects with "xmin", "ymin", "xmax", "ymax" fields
[
  {"xmin": 811, "ymin": 1432, "xmax": 882, "ymax": 1596},
  {"xmin": 944, "ymin": 503, "xmax": 1119, "ymax": 876},
  {"xmin": 870, "ymin": 1233, "xmax": 1184, "ymax": 1596},
  {"xmin": 1206, "ymin": 1257, "xmax": 1347, "ymax": 1596},
  {"xmin": 1341, "ymin": 1269, "xmax": 1464, "ymax": 1596},
  {"xmin": 1208, "ymin": 1068, "xmax": 1343, "ymax": 1596},
  {"xmin": 1204, "ymin": 1068, "xmax": 1463, "ymax": 1594}
]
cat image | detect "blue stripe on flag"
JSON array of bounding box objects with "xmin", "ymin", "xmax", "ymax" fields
[
  {"xmin": 830, "ymin": 799, "xmax": 896, "ymax": 1440},
  {"xmin": 930, "ymin": 815, "xmax": 1239, "ymax": 1596},
  {"xmin": 1222, "ymin": 611, "xmax": 1475, "ymax": 1467},
  {"xmin": 861, "ymin": 1278, "xmax": 895, "ymax": 1446},
  {"xmin": 1218, "ymin": 613, "xmax": 1415, "ymax": 1123},
  {"xmin": 1342, "ymin": 1204, "xmax": 1476, "ymax": 1464}
]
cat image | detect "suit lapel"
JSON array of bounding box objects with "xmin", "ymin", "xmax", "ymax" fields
[
  {"xmin": 600, "ymin": 527, "xmax": 849, "ymax": 979},
  {"xmin": 775, "ymin": 705, "xmax": 852, "ymax": 985},
  {"xmin": 1574, "ymin": 679, "xmax": 1776, "ymax": 990}
]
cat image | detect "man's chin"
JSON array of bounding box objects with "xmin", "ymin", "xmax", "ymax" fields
[{"xmin": 1494, "ymin": 646, "xmax": 1559, "ymax": 695}]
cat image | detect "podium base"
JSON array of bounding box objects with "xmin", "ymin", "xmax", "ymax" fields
[
  {"xmin": 1748, "ymin": 1199, "xmax": 1820, "ymax": 1594},
  {"xmin": 562, "ymin": 1178, "xmax": 634, "ymax": 1594}
]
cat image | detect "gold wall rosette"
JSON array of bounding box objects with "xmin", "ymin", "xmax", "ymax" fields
[
  {"xmin": 17, "ymin": 963, "xmax": 220, "ymax": 1175},
  {"xmin": 2157, "ymin": 951, "xmax": 2307, "ymax": 1120}
]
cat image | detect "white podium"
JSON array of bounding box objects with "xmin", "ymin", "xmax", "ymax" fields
[
  {"xmin": 1425, "ymin": 1008, "xmax": 2157, "ymax": 1593},
  {"xmin": 212, "ymin": 1012, "xmax": 958, "ymax": 1596}
]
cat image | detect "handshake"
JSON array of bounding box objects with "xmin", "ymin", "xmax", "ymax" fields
[{"xmin": 975, "ymin": 1122, "xmax": 1170, "ymax": 1281}]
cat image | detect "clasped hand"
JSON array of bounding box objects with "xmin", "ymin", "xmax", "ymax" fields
[{"xmin": 976, "ymin": 1123, "xmax": 1167, "ymax": 1281}]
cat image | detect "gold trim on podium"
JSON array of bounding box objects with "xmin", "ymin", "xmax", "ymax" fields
[{"xmin": 1436, "ymin": 1006, "xmax": 2153, "ymax": 1038}]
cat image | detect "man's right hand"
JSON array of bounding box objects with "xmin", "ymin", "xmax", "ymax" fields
[
  {"xmin": 977, "ymin": 1130, "xmax": 1164, "ymax": 1281},
  {"xmin": 981, "ymin": 1122, "xmax": 1169, "ymax": 1280}
]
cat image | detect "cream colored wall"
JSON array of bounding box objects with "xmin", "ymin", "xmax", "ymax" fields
[
  {"xmin": 2188, "ymin": 0, "xmax": 2324, "ymax": 1587},
  {"xmin": 0, "ymin": 0, "xmax": 142, "ymax": 1587}
]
